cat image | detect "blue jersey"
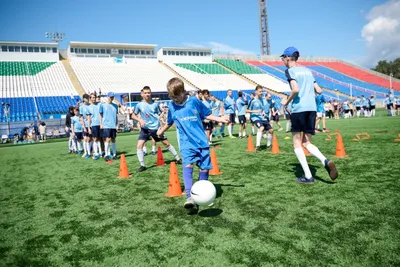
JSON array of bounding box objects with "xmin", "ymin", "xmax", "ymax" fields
[
  {"xmin": 248, "ymin": 98, "xmax": 265, "ymax": 122},
  {"xmin": 167, "ymin": 97, "xmax": 211, "ymax": 150},
  {"xmin": 202, "ymin": 99, "xmax": 212, "ymax": 109},
  {"xmin": 397, "ymin": 98, "xmax": 400, "ymax": 105},
  {"xmin": 285, "ymin": 66, "xmax": 317, "ymax": 113},
  {"xmin": 87, "ymin": 103, "xmax": 101, "ymax": 126},
  {"xmin": 79, "ymin": 104, "xmax": 90, "ymax": 127},
  {"xmin": 212, "ymin": 101, "xmax": 221, "ymax": 116},
  {"xmin": 71, "ymin": 115, "xmax": 83, "ymax": 132},
  {"xmin": 134, "ymin": 101, "xmax": 161, "ymax": 130},
  {"xmin": 354, "ymin": 98, "xmax": 361, "ymax": 107},
  {"xmin": 343, "ymin": 102, "xmax": 349, "ymax": 110},
  {"xmin": 262, "ymin": 98, "xmax": 272, "ymax": 117},
  {"xmin": 361, "ymin": 98, "xmax": 367, "ymax": 107},
  {"xmin": 370, "ymin": 98, "xmax": 376, "ymax": 106},
  {"xmin": 224, "ymin": 96, "xmax": 235, "ymax": 114},
  {"xmin": 389, "ymin": 93, "xmax": 394, "ymax": 103},
  {"xmin": 315, "ymin": 94, "xmax": 326, "ymax": 113},
  {"xmin": 236, "ymin": 98, "xmax": 247, "ymax": 116},
  {"xmin": 99, "ymin": 103, "xmax": 118, "ymax": 129}
]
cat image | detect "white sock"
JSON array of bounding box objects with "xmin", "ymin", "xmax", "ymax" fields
[
  {"xmin": 168, "ymin": 145, "xmax": 180, "ymax": 160},
  {"xmin": 86, "ymin": 142, "xmax": 91, "ymax": 155},
  {"xmin": 372, "ymin": 110, "xmax": 375, "ymax": 116},
  {"xmin": 306, "ymin": 143, "xmax": 327, "ymax": 165},
  {"xmin": 137, "ymin": 149, "xmax": 145, "ymax": 166},
  {"xmin": 83, "ymin": 141, "xmax": 87, "ymax": 154},
  {"xmin": 357, "ymin": 111, "xmax": 360, "ymax": 117},
  {"xmin": 209, "ymin": 134, "xmax": 213, "ymax": 142},
  {"xmin": 143, "ymin": 146, "xmax": 147, "ymax": 154},
  {"xmin": 152, "ymin": 145, "xmax": 156, "ymax": 152},
  {"xmin": 286, "ymin": 121, "xmax": 291, "ymax": 132},
  {"xmin": 294, "ymin": 147, "xmax": 312, "ymax": 179},
  {"xmin": 256, "ymin": 131, "xmax": 262, "ymax": 147},
  {"xmin": 228, "ymin": 125, "xmax": 232, "ymax": 136},
  {"xmin": 242, "ymin": 130, "xmax": 246, "ymax": 137},
  {"xmin": 77, "ymin": 141, "xmax": 82, "ymax": 151},
  {"xmin": 93, "ymin": 141, "xmax": 98, "ymax": 155},
  {"xmin": 112, "ymin": 142, "xmax": 116, "ymax": 156},
  {"xmin": 68, "ymin": 138, "xmax": 72, "ymax": 150},
  {"xmin": 104, "ymin": 142, "xmax": 109, "ymax": 156},
  {"xmin": 251, "ymin": 127, "xmax": 255, "ymax": 135},
  {"xmin": 97, "ymin": 141, "xmax": 102, "ymax": 155},
  {"xmin": 238, "ymin": 131, "xmax": 242, "ymax": 137},
  {"xmin": 267, "ymin": 133, "xmax": 272, "ymax": 147}
]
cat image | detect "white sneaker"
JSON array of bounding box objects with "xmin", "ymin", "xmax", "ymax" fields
[{"xmin": 81, "ymin": 153, "xmax": 87, "ymax": 158}]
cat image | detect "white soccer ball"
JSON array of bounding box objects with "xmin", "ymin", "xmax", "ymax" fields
[{"xmin": 190, "ymin": 180, "xmax": 217, "ymax": 206}]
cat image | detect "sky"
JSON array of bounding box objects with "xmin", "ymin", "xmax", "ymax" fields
[{"xmin": 0, "ymin": 0, "xmax": 398, "ymax": 68}]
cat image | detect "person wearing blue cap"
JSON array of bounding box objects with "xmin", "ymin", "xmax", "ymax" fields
[
  {"xmin": 280, "ymin": 47, "xmax": 338, "ymax": 184},
  {"xmin": 99, "ymin": 92, "xmax": 119, "ymax": 160}
]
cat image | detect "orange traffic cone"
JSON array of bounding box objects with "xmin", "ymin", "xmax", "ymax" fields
[
  {"xmin": 335, "ymin": 133, "xmax": 347, "ymax": 157},
  {"xmin": 165, "ymin": 162, "xmax": 184, "ymax": 197},
  {"xmin": 155, "ymin": 146, "xmax": 166, "ymax": 166},
  {"xmin": 394, "ymin": 133, "xmax": 400, "ymax": 143},
  {"xmin": 209, "ymin": 148, "xmax": 223, "ymax": 176},
  {"xmin": 246, "ymin": 135, "xmax": 255, "ymax": 152},
  {"xmin": 118, "ymin": 154, "xmax": 131, "ymax": 178},
  {"xmin": 302, "ymin": 145, "xmax": 310, "ymax": 156},
  {"xmin": 271, "ymin": 135, "xmax": 280, "ymax": 154}
]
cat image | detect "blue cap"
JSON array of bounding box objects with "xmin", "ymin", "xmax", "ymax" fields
[
  {"xmin": 280, "ymin": 46, "xmax": 299, "ymax": 57},
  {"xmin": 107, "ymin": 92, "xmax": 115, "ymax": 97}
]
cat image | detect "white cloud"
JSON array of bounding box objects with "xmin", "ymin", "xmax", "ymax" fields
[
  {"xmin": 182, "ymin": 41, "xmax": 254, "ymax": 55},
  {"xmin": 359, "ymin": 0, "xmax": 400, "ymax": 67}
]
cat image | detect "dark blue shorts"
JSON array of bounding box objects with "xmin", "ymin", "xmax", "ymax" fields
[
  {"xmin": 291, "ymin": 111, "xmax": 316, "ymax": 135},
  {"xmin": 202, "ymin": 121, "xmax": 214, "ymax": 131},
  {"xmin": 91, "ymin": 125, "xmax": 101, "ymax": 137},
  {"xmin": 138, "ymin": 128, "xmax": 167, "ymax": 142},
  {"xmin": 253, "ymin": 120, "xmax": 272, "ymax": 131},
  {"xmin": 227, "ymin": 113, "xmax": 235, "ymax": 124},
  {"xmin": 181, "ymin": 147, "xmax": 211, "ymax": 170},
  {"xmin": 271, "ymin": 114, "xmax": 280, "ymax": 122},
  {"xmin": 103, "ymin": 128, "xmax": 117, "ymax": 139},
  {"xmin": 75, "ymin": 132, "xmax": 83, "ymax": 140},
  {"xmin": 238, "ymin": 115, "xmax": 246, "ymax": 125},
  {"xmin": 285, "ymin": 114, "xmax": 291, "ymax": 120},
  {"xmin": 83, "ymin": 130, "xmax": 92, "ymax": 137}
]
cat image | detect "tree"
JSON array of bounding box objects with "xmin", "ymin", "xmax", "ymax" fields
[{"xmin": 372, "ymin": 58, "xmax": 400, "ymax": 79}]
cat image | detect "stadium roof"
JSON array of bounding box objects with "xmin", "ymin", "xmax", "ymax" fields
[
  {"xmin": 160, "ymin": 46, "xmax": 211, "ymax": 52},
  {"xmin": 69, "ymin": 41, "xmax": 157, "ymax": 49},
  {"xmin": 0, "ymin": 41, "xmax": 57, "ymax": 46}
]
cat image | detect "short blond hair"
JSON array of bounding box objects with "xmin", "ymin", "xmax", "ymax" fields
[{"xmin": 167, "ymin": 77, "xmax": 185, "ymax": 96}]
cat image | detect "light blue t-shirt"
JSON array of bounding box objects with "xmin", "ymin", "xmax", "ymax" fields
[
  {"xmin": 202, "ymin": 99, "xmax": 212, "ymax": 109},
  {"xmin": 71, "ymin": 115, "xmax": 83, "ymax": 132},
  {"xmin": 262, "ymin": 98, "xmax": 272, "ymax": 117},
  {"xmin": 236, "ymin": 98, "xmax": 247, "ymax": 116},
  {"xmin": 248, "ymin": 98, "xmax": 265, "ymax": 122},
  {"xmin": 397, "ymin": 98, "xmax": 400, "ymax": 105},
  {"xmin": 361, "ymin": 98, "xmax": 367, "ymax": 107},
  {"xmin": 389, "ymin": 93, "xmax": 394, "ymax": 103},
  {"xmin": 370, "ymin": 98, "xmax": 376, "ymax": 106},
  {"xmin": 343, "ymin": 102, "xmax": 349, "ymax": 110},
  {"xmin": 134, "ymin": 101, "xmax": 161, "ymax": 130},
  {"xmin": 167, "ymin": 97, "xmax": 211, "ymax": 150},
  {"xmin": 87, "ymin": 103, "xmax": 101, "ymax": 126},
  {"xmin": 211, "ymin": 101, "xmax": 221, "ymax": 116},
  {"xmin": 99, "ymin": 103, "xmax": 118, "ymax": 129},
  {"xmin": 285, "ymin": 66, "xmax": 317, "ymax": 113},
  {"xmin": 315, "ymin": 94, "xmax": 326, "ymax": 113},
  {"xmin": 79, "ymin": 104, "xmax": 90, "ymax": 127},
  {"xmin": 224, "ymin": 95, "xmax": 235, "ymax": 114},
  {"xmin": 354, "ymin": 98, "xmax": 361, "ymax": 107}
]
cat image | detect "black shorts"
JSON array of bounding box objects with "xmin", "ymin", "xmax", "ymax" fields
[
  {"xmin": 271, "ymin": 115, "xmax": 280, "ymax": 122},
  {"xmin": 103, "ymin": 128, "xmax": 117, "ymax": 139},
  {"xmin": 227, "ymin": 113, "xmax": 235, "ymax": 124},
  {"xmin": 202, "ymin": 121, "xmax": 214, "ymax": 131},
  {"xmin": 83, "ymin": 129, "xmax": 92, "ymax": 137},
  {"xmin": 253, "ymin": 120, "xmax": 272, "ymax": 131},
  {"xmin": 356, "ymin": 107, "xmax": 361, "ymax": 111},
  {"xmin": 344, "ymin": 110, "xmax": 350, "ymax": 114},
  {"xmin": 285, "ymin": 114, "xmax": 291, "ymax": 120},
  {"xmin": 238, "ymin": 115, "xmax": 246, "ymax": 125},
  {"xmin": 387, "ymin": 103, "xmax": 393, "ymax": 109},
  {"xmin": 138, "ymin": 128, "xmax": 167, "ymax": 142},
  {"xmin": 362, "ymin": 106, "xmax": 369, "ymax": 111},
  {"xmin": 75, "ymin": 132, "xmax": 83, "ymax": 140},
  {"xmin": 370, "ymin": 105, "xmax": 375, "ymax": 110},
  {"xmin": 291, "ymin": 111, "xmax": 316, "ymax": 135},
  {"xmin": 91, "ymin": 125, "xmax": 101, "ymax": 137}
]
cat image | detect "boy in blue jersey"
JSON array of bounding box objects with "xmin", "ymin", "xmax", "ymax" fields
[
  {"xmin": 247, "ymin": 86, "xmax": 274, "ymax": 150},
  {"xmin": 79, "ymin": 94, "xmax": 92, "ymax": 158},
  {"xmin": 99, "ymin": 92, "xmax": 119, "ymax": 160},
  {"xmin": 369, "ymin": 95, "xmax": 376, "ymax": 117},
  {"xmin": 315, "ymin": 94, "xmax": 327, "ymax": 132},
  {"xmin": 261, "ymin": 93, "xmax": 273, "ymax": 139},
  {"xmin": 248, "ymin": 93, "xmax": 256, "ymax": 135},
  {"xmin": 361, "ymin": 95, "xmax": 369, "ymax": 117},
  {"xmin": 157, "ymin": 78, "xmax": 229, "ymax": 210},
  {"xmin": 280, "ymin": 47, "xmax": 338, "ymax": 184},
  {"xmin": 354, "ymin": 96, "xmax": 362, "ymax": 118},
  {"xmin": 343, "ymin": 100, "xmax": 350, "ymax": 119},
  {"xmin": 131, "ymin": 86, "xmax": 182, "ymax": 173},
  {"xmin": 71, "ymin": 107, "xmax": 84, "ymax": 154},
  {"xmin": 270, "ymin": 100, "xmax": 283, "ymax": 132},
  {"xmin": 210, "ymin": 95, "xmax": 224, "ymax": 138},
  {"xmin": 223, "ymin": 89, "xmax": 236, "ymax": 138},
  {"xmin": 389, "ymin": 91, "xmax": 395, "ymax": 116},
  {"xmin": 201, "ymin": 90, "xmax": 214, "ymax": 144},
  {"xmin": 86, "ymin": 93, "xmax": 103, "ymax": 160},
  {"xmin": 236, "ymin": 92, "xmax": 248, "ymax": 138}
]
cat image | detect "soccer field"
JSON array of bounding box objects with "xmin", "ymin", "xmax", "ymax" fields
[{"xmin": 1, "ymin": 114, "xmax": 400, "ymax": 266}]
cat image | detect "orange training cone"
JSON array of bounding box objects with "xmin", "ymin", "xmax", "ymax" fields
[
  {"xmin": 155, "ymin": 146, "xmax": 166, "ymax": 166},
  {"xmin": 209, "ymin": 148, "xmax": 223, "ymax": 176},
  {"xmin": 271, "ymin": 135, "xmax": 280, "ymax": 154},
  {"xmin": 335, "ymin": 133, "xmax": 347, "ymax": 157},
  {"xmin": 246, "ymin": 135, "xmax": 255, "ymax": 152},
  {"xmin": 165, "ymin": 162, "xmax": 184, "ymax": 197},
  {"xmin": 118, "ymin": 154, "xmax": 131, "ymax": 178},
  {"xmin": 302, "ymin": 145, "xmax": 310, "ymax": 156}
]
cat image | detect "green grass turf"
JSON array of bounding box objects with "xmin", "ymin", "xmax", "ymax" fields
[{"xmin": 1, "ymin": 113, "xmax": 400, "ymax": 266}]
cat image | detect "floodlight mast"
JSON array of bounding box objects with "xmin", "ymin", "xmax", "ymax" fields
[
  {"xmin": 259, "ymin": 0, "xmax": 270, "ymax": 55},
  {"xmin": 45, "ymin": 32, "xmax": 66, "ymax": 43}
]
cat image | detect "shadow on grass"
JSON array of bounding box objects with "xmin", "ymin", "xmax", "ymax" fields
[
  {"xmin": 198, "ymin": 208, "xmax": 223, "ymax": 217},
  {"xmin": 214, "ymin": 183, "xmax": 245, "ymax": 198},
  {"xmin": 289, "ymin": 163, "xmax": 336, "ymax": 184}
]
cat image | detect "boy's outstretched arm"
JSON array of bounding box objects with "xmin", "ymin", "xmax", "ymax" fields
[
  {"xmin": 206, "ymin": 114, "xmax": 229, "ymax": 124},
  {"xmin": 157, "ymin": 124, "xmax": 172, "ymax": 136}
]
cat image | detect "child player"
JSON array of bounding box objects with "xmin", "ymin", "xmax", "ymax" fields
[
  {"xmin": 280, "ymin": 46, "xmax": 338, "ymax": 184},
  {"xmin": 157, "ymin": 77, "xmax": 229, "ymax": 210},
  {"xmin": 131, "ymin": 86, "xmax": 182, "ymax": 173},
  {"xmin": 99, "ymin": 92, "xmax": 118, "ymax": 160},
  {"xmin": 71, "ymin": 107, "xmax": 84, "ymax": 154}
]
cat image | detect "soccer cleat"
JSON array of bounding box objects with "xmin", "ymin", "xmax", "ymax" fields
[
  {"xmin": 143, "ymin": 152, "xmax": 148, "ymax": 156},
  {"xmin": 324, "ymin": 159, "xmax": 338, "ymax": 180},
  {"xmin": 229, "ymin": 135, "xmax": 236, "ymax": 139},
  {"xmin": 176, "ymin": 159, "xmax": 183, "ymax": 164},
  {"xmin": 255, "ymin": 146, "xmax": 261, "ymax": 151},
  {"xmin": 85, "ymin": 154, "xmax": 91, "ymax": 159},
  {"xmin": 68, "ymin": 150, "xmax": 73, "ymax": 154},
  {"xmin": 296, "ymin": 176, "xmax": 315, "ymax": 184},
  {"xmin": 278, "ymin": 128, "xmax": 283, "ymax": 132},
  {"xmin": 81, "ymin": 153, "xmax": 87, "ymax": 158},
  {"xmin": 151, "ymin": 151, "xmax": 156, "ymax": 155},
  {"xmin": 266, "ymin": 145, "xmax": 271, "ymax": 149},
  {"xmin": 77, "ymin": 151, "xmax": 82, "ymax": 155},
  {"xmin": 136, "ymin": 166, "xmax": 147, "ymax": 173},
  {"xmin": 93, "ymin": 155, "xmax": 99, "ymax": 160},
  {"xmin": 184, "ymin": 197, "xmax": 196, "ymax": 209}
]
